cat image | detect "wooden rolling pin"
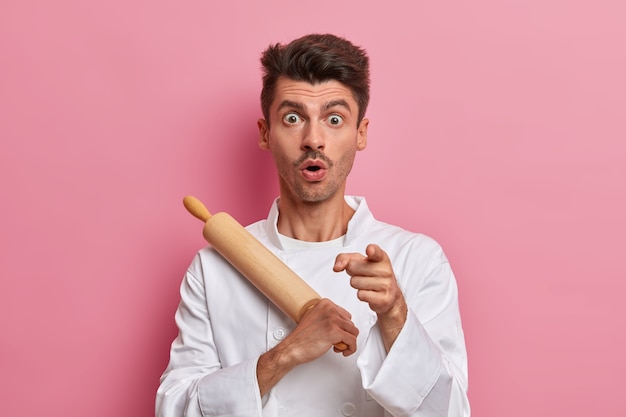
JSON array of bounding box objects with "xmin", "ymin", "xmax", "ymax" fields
[{"xmin": 183, "ymin": 195, "xmax": 348, "ymax": 351}]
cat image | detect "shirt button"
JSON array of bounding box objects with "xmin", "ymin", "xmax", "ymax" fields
[
  {"xmin": 273, "ymin": 327, "xmax": 286, "ymax": 340},
  {"xmin": 342, "ymin": 402, "xmax": 356, "ymax": 416}
]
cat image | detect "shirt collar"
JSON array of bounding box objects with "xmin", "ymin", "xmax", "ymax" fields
[{"xmin": 264, "ymin": 196, "xmax": 376, "ymax": 249}]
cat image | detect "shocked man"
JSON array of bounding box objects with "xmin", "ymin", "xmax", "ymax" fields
[{"xmin": 157, "ymin": 33, "xmax": 470, "ymax": 417}]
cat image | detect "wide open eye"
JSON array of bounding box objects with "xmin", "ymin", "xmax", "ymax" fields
[
  {"xmin": 327, "ymin": 114, "xmax": 344, "ymax": 126},
  {"xmin": 283, "ymin": 113, "xmax": 302, "ymax": 124}
]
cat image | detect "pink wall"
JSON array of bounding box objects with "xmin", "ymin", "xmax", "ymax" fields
[{"xmin": 1, "ymin": 1, "xmax": 625, "ymax": 416}]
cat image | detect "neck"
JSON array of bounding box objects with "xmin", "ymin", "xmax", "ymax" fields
[{"xmin": 276, "ymin": 194, "xmax": 355, "ymax": 242}]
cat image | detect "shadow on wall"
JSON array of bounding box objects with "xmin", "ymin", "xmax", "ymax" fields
[
  {"xmin": 196, "ymin": 92, "xmax": 277, "ymax": 225},
  {"xmin": 229, "ymin": 114, "xmax": 278, "ymax": 224},
  {"xmin": 183, "ymin": 85, "xmax": 278, "ymax": 225}
]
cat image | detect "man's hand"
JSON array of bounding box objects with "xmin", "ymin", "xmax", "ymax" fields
[
  {"xmin": 288, "ymin": 299, "xmax": 359, "ymax": 361},
  {"xmin": 257, "ymin": 299, "xmax": 358, "ymax": 396},
  {"xmin": 334, "ymin": 244, "xmax": 408, "ymax": 352}
]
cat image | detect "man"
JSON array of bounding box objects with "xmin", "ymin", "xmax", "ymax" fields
[{"xmin": 157, "ymin": 34, "xmax": 469, "ymax": 416}]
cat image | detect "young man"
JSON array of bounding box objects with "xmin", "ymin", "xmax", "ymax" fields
[{"xmin": 157, "ymin": 34, "xmax": 470, "ymax": 416}]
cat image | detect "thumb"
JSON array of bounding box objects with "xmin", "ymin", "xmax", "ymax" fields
[{"xmin": 365, "ymin": 244, "xmax": 386, "ymax": 263}]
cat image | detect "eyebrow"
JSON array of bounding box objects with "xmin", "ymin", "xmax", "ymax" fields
[
  {"xmin": 277, "ymin": 100, "xmax": 305, "ymax": 112},
  {"xmin": 324, "ymin": 99, "xmax": 352, "ymax": 113},
  {"xmin": 276, "ymin": 99, "xmax": 353, "ymax": 113}
]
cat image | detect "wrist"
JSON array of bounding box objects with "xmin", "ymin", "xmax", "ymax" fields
[
  {"xmin": 376, "ymin": 297, "xmax": 408, "ymax": 352},
  {"xmin": 377, "ymin": 297, "xmax": 408, "ymax": 327},
  {"xmin": 264, "ymin": 342, "xmax": 297, "ymax": 372},
  {"xmin": 257, "ymin": 343, "xmax": 297, "ymax": 396}
]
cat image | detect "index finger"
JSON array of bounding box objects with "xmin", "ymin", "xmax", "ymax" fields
[{"xmin": 333, "ymin": 252, "xmax": 366, "ymax": 272}]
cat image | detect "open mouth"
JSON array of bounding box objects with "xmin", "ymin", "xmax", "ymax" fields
[{"xmin": 300, "ymin": 159, "xmax": 327, "ymax": 181}]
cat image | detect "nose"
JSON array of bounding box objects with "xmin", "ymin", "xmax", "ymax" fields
[{"xmin": 301, "ymin": 122, "xmax": 325, "ymax": 151}]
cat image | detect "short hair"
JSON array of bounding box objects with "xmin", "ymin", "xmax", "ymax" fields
[{"xmin": 260, "ymin": 34, "xmax": 370, "ymax": 125}]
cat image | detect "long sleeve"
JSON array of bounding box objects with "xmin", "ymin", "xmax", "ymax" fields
[
  {"xmin": 357, "ymin": 242, "xmax": 470, "ymax": 417},
  {"xmin": 156, "ymin": 266, "xmax": 264, "ymax": 417}
]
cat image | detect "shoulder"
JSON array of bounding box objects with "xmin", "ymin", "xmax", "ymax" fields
[{"xmin": 370, "ymin": 219, "xmax": 445, "ymax": 257}]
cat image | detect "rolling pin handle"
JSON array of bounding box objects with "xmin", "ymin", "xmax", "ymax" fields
[{"xmin": 183, "ymin": 195, "xmax": 212, "ymax": 222}]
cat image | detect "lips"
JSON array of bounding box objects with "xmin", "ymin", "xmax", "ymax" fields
[{"xmin": 299, "ymin": 159, "xmax": 328, "ymax": 182}]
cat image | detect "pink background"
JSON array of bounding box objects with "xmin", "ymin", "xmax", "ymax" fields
[{"xmin": 1, "ymin": 1, "xmax": 625, "ymax": 416}]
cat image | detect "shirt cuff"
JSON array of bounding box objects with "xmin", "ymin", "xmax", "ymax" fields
[
  {"xmin": 357, "ymin": 310, "xmax": 444, "ymax": 416},
  {"xmin": 197, "ymin": 357, "xmax": 263, "ymax": 416}
]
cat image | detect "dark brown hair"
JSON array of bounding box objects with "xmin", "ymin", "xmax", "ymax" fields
[{"xmin": 260, "ymin": 34, "xmax": 370, "ymax": 125}]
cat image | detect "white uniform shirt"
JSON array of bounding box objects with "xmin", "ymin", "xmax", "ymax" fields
[{"xmin": 157, "ymin": 196, "xmax": 470, "ymax": 417}]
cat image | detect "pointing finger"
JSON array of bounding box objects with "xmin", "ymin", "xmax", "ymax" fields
[{"xmin": 333, "ymin": 252, "xmax": 365, "ymax": 272}]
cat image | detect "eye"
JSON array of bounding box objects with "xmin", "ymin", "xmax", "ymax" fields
[
  {"xmin": 327, "ymin": 114, "xmax": 344, "ymax": 126},
  {"xmin": 283, "ymin": 113, "xmax": 302, "ymax": 124}
]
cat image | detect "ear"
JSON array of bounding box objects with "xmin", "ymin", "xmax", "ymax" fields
[
  {"xmin": 356, "ymin": 118, "xmax": 369, "ymax": 151},
  {"xmin": 257, "ymin": 118, "xmax": 270, "ymax": 150}
]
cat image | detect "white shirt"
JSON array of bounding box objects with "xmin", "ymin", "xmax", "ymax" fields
[{"xmin": 157, "ymin": 196, "xmax": 470, "ymax": 417}]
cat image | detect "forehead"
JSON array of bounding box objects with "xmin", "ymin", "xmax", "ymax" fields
[{"xmin": 271, "ymin": 78, "xmax": 358, "ymax": 112}]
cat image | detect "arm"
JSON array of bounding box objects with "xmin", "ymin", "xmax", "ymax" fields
[
  {"xmin": 335, "ymin": 242, "xmax": 470, "ymax": 417},
  {"xmin": 156, "ymin": 264, "xmax": 263, "ymax": 417}
]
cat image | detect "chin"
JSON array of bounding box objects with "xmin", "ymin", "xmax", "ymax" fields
[
  {"xmin": 290, "ymin": 178, "xmax": 343, "ymax": 204},
  {"xmin": 297, "ymin": 189, "xmax": 337, "ymax": 204}
]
